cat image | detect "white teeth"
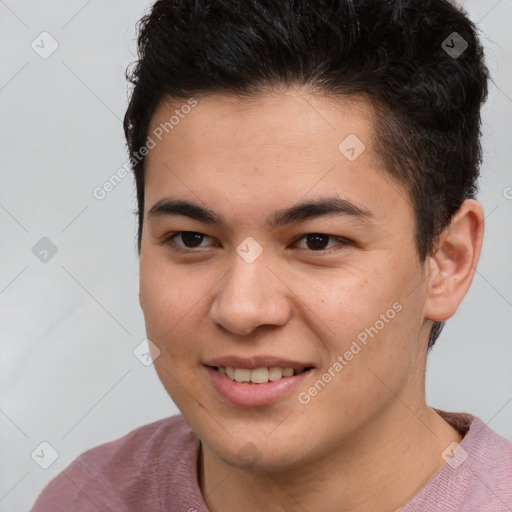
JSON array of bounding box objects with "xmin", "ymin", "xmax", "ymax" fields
[
  {"xmin": 268, "ymin": 367, "xmax": 284, "ymax": 381},
  {"xmin": 282, "ymin": 367, "xmax": 294, "ymax": 377},
  {"xmin": 234, "ymin": 368, "xmax": 251, "ymax": 382},
  {"xmin": 217, "ymin": 366, "xmax": 303, "ymax": 383},
  {"xmin": 251, "ymin": 367, "xmax": 269, "ymax": 383}
]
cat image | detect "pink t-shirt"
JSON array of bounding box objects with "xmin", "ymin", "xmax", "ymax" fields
[{"xmin": 30, "ymin": 410, "xmax": 512, "ymax": 511}]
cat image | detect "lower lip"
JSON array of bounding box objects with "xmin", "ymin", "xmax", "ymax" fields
[{"xmin": 205, "ymin": 366, "xmax": 313, "ymax": 407}]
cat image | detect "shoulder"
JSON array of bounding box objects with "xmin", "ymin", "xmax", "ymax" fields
[
  {"xmin": 464, "ymin": 416, "xmax": 512, "ymax": 508},
  {"xmin": 401, "ymin": 412, "xmax": 512, "ymax": 511},
  {"xmin": 73, "ymin": 413, "xmax": 196, "ymax": 473},
  {"xmin": 30, "ymin": 414, "xmax": 199, "ymax": 512}
]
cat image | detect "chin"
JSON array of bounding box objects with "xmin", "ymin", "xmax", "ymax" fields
[{"xmin": 206, "ymin": 432, "xmax": 313, "ymax": 473}]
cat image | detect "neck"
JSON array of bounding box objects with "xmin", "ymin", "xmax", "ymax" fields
[{"xmin": 198, "ymin": 404, "xmax": 462, "ymax": 512}]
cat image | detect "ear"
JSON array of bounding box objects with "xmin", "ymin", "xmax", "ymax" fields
[{"xmin": 424, "ymin": 199, "xmax": 485, "ymax": 322}]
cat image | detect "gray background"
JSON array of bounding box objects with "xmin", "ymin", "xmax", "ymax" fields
[{"xmin": 1, "ymin": 1, "xmax": 511, "ymax": 510}]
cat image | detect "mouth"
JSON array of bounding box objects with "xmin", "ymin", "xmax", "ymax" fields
[
  {"xmin": 204, "ymin": 363, "xmax": 315, "ymax": 407},
  {"xmin": 208, "ymin": 365, "xmax": 314, "ymax": 384}
]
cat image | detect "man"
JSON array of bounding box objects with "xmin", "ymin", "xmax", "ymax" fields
[{"xmin": 31, "ymin": 0, "xmax": 512, "ymax": 510}]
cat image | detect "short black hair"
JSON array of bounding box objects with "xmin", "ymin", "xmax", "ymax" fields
[{"xmin": 123, "ymin": 0, "xmax": 489, "ymax": 349}]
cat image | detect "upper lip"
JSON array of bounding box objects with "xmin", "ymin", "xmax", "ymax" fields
[{"xmin": 204, "ymin": 355, "xmax": 314, "ymax": 371}]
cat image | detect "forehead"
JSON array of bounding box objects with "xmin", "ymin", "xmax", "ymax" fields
[
  {"xmin": 147, "ymin": 89, "xmax": 376, "ymax": 160},
  {"xmin": 143, "ymin": 89, "xmax": 411, "ymax": 228}
]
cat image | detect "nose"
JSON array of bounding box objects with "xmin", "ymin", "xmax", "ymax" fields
[{"xmin": 209, "ymin": 252, "xmax": 292, "ymax": 336}]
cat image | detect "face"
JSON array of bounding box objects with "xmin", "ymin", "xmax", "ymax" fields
[{"xmin": 139, "ymin": 88, "xmax": 432, "ymax": 471}]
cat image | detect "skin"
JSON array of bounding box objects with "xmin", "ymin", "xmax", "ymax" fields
[{"xmin": 139, "ymin": 88, "xmax": 484, "ymax": 511}]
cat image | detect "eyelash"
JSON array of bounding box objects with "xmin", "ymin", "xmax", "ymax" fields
[{"xmin": 160, "ymin": 231, "xmax": 352, "ymax": 254}]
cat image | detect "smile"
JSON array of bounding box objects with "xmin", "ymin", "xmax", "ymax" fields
[
  {"xmin": 214, "ymin": 366, "xmax": 311, "ymax": 383},
  {"xmin": 205, "ymin": 365, "xmax": 314, "ymax": 407}
]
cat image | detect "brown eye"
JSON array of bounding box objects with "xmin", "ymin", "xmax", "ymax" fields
[
  {"xmin": 304, "ymin": 234, "xmax": 330, "ymax": 250},
  {"xmin": 162, "ymin": 231, "xmax": 213, "ymax": 250},
  {"xmin": 178, "ymin": 232, "xmax": 206, "ymax": 248},
  {"xmin": 293, "ymin": 233, "xmax": 350, "ymax": 252}
]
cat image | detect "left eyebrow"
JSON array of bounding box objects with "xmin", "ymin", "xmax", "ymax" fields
[
  {"xmin": 268, "ymin": 196, "xmax": 375, "ymax": 229},
  {"xmin": 147, "ymin": 196, "xmax": 375, "ymax": 229}
]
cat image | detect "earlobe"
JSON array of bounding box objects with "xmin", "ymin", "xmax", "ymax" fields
[{"xmin": 424, "ymin": 199, "xmax": 485, "ymax": 322}]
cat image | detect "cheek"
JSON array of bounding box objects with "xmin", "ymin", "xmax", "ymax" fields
[
  {"xmin": 139, "ymin": 262, "xmax": 206, "ymax": 404},
  {"xmin": 139, "ymin": 260, "xmax": 195, "ymax": 352},
  {"xmin": 308, "ymin": 257, "xmax": 421, "ymax": 362},
  {"xmin": 295, "ymin": 270, "xmax": 421, "ymax": 430},
  {"xmin": 304, "ymin": 265, "xmax": 391, "ymax": 335}
]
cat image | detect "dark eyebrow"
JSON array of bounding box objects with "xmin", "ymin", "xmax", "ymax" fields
[{"xmin": 147, "ymin": 196, "xmax": 375, "ymax": 229}]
